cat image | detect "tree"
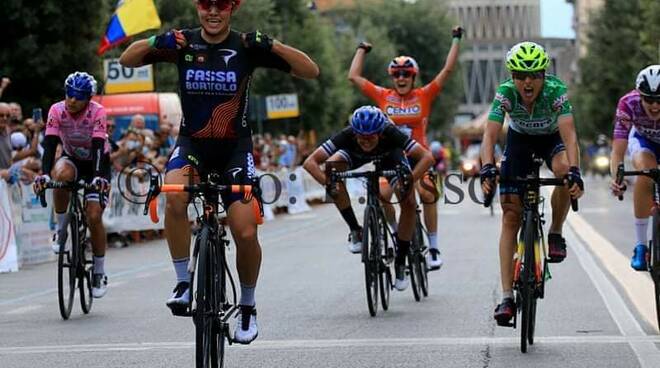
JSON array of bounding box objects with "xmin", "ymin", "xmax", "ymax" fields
[
  {"xmin": 0, "ymin": 0, "xmax": 109, "ymax": 111},
  {"xmin": 574, "ymin": 0, "xmax": 658, "ymax": 138}
]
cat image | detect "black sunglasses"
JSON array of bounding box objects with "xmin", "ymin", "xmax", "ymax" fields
[
  {"xmin": 511, "ymin": 71, "xmax": 545, "ymax": 81},
  {"xmin": 392, "ymin": 70, "xmax": 413, "ymax": 79},
  {"xmin": 642, "ymin": 95, "xmax": 660, "ymax": 105}
]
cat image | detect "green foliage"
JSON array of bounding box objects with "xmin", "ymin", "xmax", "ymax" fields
[
  {"xmin": 575, "ymin": 0, "xmax": 659, "ymax": 138},
  {"xmin": 0, "ymin": 0, "xmax": 109, "ymax": 111},
  {"xmin": 0, "ymin": 0, "xmax": 463, "ymax": 138}
]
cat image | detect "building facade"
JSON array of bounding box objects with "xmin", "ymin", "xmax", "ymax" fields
[
  {"xmin": 566, "ymin": 0, "xmax": 604, "ymax": 58},
  {"xmin": 447, "ymin": 0, "xmax": 575, "ymax": 117}
]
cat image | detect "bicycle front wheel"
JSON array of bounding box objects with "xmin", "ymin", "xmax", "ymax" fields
[
  {"xmin": 195, "ymin": 226, "xmax": 223, "ymax": 368},
  {"xmin": 378, "ymin": 211, "xmax": 391, "ymax": 311},
  {"xmin": 362, "ymin": 206, "xmax": 379, "ymax": 317},
  {"xmin": 58, "ymin": 215, "xmax": 75, "ymax": 320},
  {"xmin": 519, "ymin": 212, "xmax": 538, "ymax": 353},
  {"xmin": 408, "ymin": 218, "xmax": 424, "ymax": 302},
  {"xmin": 416, "ymin": 217, "xmax": 429, "ymax": 297},
  {"xmin": 79, "ymin": 239, "xmax": 93, "ymax": 314}
]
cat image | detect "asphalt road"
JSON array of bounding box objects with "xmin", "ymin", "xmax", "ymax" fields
[{"xmin": 2, "ymin": 177, "xmax": 660, "ymax": 368}]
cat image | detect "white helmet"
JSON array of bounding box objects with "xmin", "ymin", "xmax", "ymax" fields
[{"xmin": 636, "ymin": 65, "xmax": 660, "ymax": 97}]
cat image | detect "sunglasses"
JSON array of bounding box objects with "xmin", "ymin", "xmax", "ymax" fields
[
  {"xmin": 642, "ymin": 95, "xmax": 660, "ymax": 105},
  {"xmin": 511, "ymin": 71, "xmax": 545, "ymax": 81},
  {"xmin": 0, "ymin": 114, "xmax": 9, "ymax": 119},
  {"xmin": 391, "ymin": 70, "xmax": 413, "ymax": 79},
  {"xmin": 356, "ymin": 133, "xmax": 379, "ymax": 139},
  {"xmin": 197, "ymin": 0, "xmax": 233, "ymax": 11}
]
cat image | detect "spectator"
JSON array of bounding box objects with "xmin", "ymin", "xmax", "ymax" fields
[
  {"xmin": 0, "ymin": 77, "xmax": 10, "ymax": 100},
  {"xmin": 11, "ymin": 118, "xmax": 42, "ymax": 162},
  {"xmin": 0, "ymin": 103, "xmax": 12, "ymax": 169},
  {"xmin": 277, "ymin": 136, "xmax": 297, "ymax": 169},
  {"xmin": 8, "ymin": 102, "xmax": 22, "ymax": 124},
  {"xmin": 157, "ymin": 122, "xmax": 175, "ymax": 156},
  {"xmin": 129, "ymin": 114, "xmax": 154, "ymax": 138}
]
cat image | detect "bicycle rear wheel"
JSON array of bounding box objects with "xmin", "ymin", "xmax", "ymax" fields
[
  {"xmin": 362, "ymin": 207, "xmax": 379, "ymax": 317},
  {"xmin": 195, "ymin": 226, "xmax": 222, "ymax": 368},
  {"xmin": 519, "ymin": 213, "xmax": 537, "ymax": 353},
  {"xmin": 79, "ymin": 238, "xmax": 93, "ymax": 314},
  {"xmin": 58, "ymin": 214, "xmax": 75, "ymax": 320}
]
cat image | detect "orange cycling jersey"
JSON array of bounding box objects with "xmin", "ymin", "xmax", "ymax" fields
[{"xmin": 361, "ymin": 80, "xmax": 441, "ymax": 148}]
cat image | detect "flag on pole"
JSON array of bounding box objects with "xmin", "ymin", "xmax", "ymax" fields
[{"xmin": 97, "ymin": 0, "xmax": 162, "ymax": 55}]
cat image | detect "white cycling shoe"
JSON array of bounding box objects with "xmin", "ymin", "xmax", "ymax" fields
[
  {"xmin": 347, "ymin": 229, "xmax": 363, "ymax": 254},
  {"xmin": 92, "ymin": 274, "xmax": 108, "ymax": 298},
  {"xmin": 427, "ymin": 249, "xmax": 443, "ymax": 271},
  {"xmin": 234, "ymin": 305, "xmax": 258, "ymax": 344}
]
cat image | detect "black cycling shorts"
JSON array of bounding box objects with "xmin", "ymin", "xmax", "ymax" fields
[
  {"xmin": 166, "ymin": 135, "xmax": 258, "ymax": 207},
  {"xmin": 499, "ymin": 128, "xmax": 565, "ymax": 196},
  {"xmin": 57, "ymin": 153, "xmax": 111, "ymax": 202}
]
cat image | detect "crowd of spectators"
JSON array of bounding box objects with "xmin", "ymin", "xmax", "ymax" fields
[{"xmin": 252, "ymin": 131, "xmax": 314, "ymax": 171}]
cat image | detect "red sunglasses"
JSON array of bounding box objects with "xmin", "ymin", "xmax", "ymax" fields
[
  {"xmin": 391, "ymin": 70, "xmax": 413, "ymax": 79},
  {"xmin": 197, "ymin": 0, "xmax": 233, "ymax": 11}
]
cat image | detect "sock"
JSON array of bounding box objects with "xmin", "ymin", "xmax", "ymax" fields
[
  {"xmin": 503, "ymin": 290, "xmax": 514, "ymax": 300},
  {"xmin": 56, "ymin": 212, "xmax": 68, "ymax": 232},
  {"xmin": 339, "ymin": 207, "xmax": 361, "ymax": 232},
  {"xmin": 395, "ymin": 236, "xmax": 411, "ymax": 263},
  {"xmin": 173, "ymin": 258, "xmax": 191, "ymax": 284},
  {"xmin": 239, "ymin": 284, "xmax": 256, "ymax": 307},
  {"xmin": 635, "ymin": 217, "xmax": 649, "ymax": 246},
  {"xmin": 427, "ymin": 232, "xmax": 438, "ymax": 250},
  {"xmin": 93, "ymin": 256, "xmax": 105, "ymax": 275}
]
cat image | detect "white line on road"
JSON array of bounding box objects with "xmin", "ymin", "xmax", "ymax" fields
[
  {"xmin": 565, "ymin": 215, "xmax": 660, "ymax": 368},
  {"xmin": 567, "ymin": 213, "xmax": 657, "ymax": 328},
  {"xmin": 4, "ymin": 305, "xmax": 43, "ymax": 315},
  {"xmin": 3, "ymin": 335, "xmax": 660, "ymax": 355}
]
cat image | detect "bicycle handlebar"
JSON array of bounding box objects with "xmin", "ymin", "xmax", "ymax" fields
[
  {"xmin": 615, "ymin": 163, "xmax": 660, "ymax": 201},
  {"xmin": 497, "ymin": 176, "xmax": 579, "ymax": 212},
  {"xmin": 143, "ymin": 176, "xmax": 254, "ymax": 224},
  {"xmin": 37, "ymin": 181, "xmax": 106, "ymax": 208}
]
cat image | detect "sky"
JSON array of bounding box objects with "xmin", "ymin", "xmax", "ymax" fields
[{"xmin": 540, "ymin": 0, "xmax": 575, "ymax": 39}]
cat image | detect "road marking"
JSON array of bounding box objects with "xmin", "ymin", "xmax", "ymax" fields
[
  {"xmin": 4, "ymin": 305, "xmax": 43, "ymax": 315},
  {"xmin": 3, "ymin": 335, "xmax": 660, "ymax": 354},
  {"xmin": 565, "ymin": 215, "xmax": 660, "ymax": 368},
  {"xmin": 566, "ymin": 213, "xmax": 656, "ymax": 328}
]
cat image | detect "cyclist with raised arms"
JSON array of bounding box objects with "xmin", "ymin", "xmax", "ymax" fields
[
  {"xmin": 479, "ymin": 42, "xmax": 584, "ymax": 326},
  {"xmin": 610, "ymin": 65, "xmax": 660, "ymax": 270},
  {"xmin": 348, "ymin": 26, "xmax": 463, "ymax": 271},
  {"xmin": 119, "ymin": 0, "xmax": 319, "ymax": 344},
  {"xmin": 33, "ymin": 72, "xmax": 111, "ymax": 299},
  {"xmin": 303, "ymin": 106, "xmax": 434, "ymax": 291}
]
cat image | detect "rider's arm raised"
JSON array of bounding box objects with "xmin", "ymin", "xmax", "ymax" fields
[
  {"xmin": 271, "ymin": 41, "xmax": 319, "ymax": 79},
  {"xmin": 557, "ymin": 114, "xmax": 580, "ymax": 167},
  {"xmin": 119, "ymin": 32, "xmax": 182, "ymax": 67},
  {"xmin": 348, "ymin": 44, "xmax": 371, "ymax": 90},
  {"xmin": 430, "ymin": 27, "xmax": 462, "ymax": 93}
]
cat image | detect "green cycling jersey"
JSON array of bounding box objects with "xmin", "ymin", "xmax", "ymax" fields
[{"xmin": 488, "ymin": 75, "xmax": 572, "ymax": 135}]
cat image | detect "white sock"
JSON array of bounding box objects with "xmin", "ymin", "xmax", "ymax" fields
[
  {"xmin": 427, "ymin": 232, "xmax": 438, "ymax": 250},
  {"xmin": 239, "ymin": 284, "xmax": 256, "ymax": 307},
  {"xmin": 93, "ymin": 256, "xmax": 105, "ymax": 275},
  {"xmin": 503, "ymin": 290, "xmax": 514, "ymax": 300},
  {"xmin": 635, "ymin": 217, "xmax": 649, "ymax": 246},
  {"xmin": 173, "ymin": 258, "xmax": 191, "ymax": 284}
]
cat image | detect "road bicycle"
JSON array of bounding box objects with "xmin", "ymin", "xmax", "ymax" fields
[
  {"xmin": 38, "ymin": 181, "xmax": 98, "ymax": 320},
  {"xmin": 328, "ymin": 162, "xmax": 408, "ymax": 316},
  {"xmin": 485, "ymin": 156, "xmax": 578, "ymax": 353},
  {"xmin": 144, "ymin": 172, "xmax": 260, "ymax": 368}
]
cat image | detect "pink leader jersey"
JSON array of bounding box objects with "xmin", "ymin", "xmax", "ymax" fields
[
  {"xmin": 45, "ymin": 100, "xmax": 109, "ymax": 161},
  {"xmin": 613, "ymin": 90, "xmax": 660, "ymax": 143}
]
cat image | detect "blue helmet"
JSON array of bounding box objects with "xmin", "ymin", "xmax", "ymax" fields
[
  {"xmin": 64, "ymin": 72, "xmax": 97, "ymax": 100},
  {"xmin": 350, "ymin": 106, "xmax": 388, "ymax": 135}
]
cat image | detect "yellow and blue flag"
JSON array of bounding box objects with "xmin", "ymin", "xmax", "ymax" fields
[{"xmin": 98, "ymin": 0, "xmax": 161, "ymax": 55}]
